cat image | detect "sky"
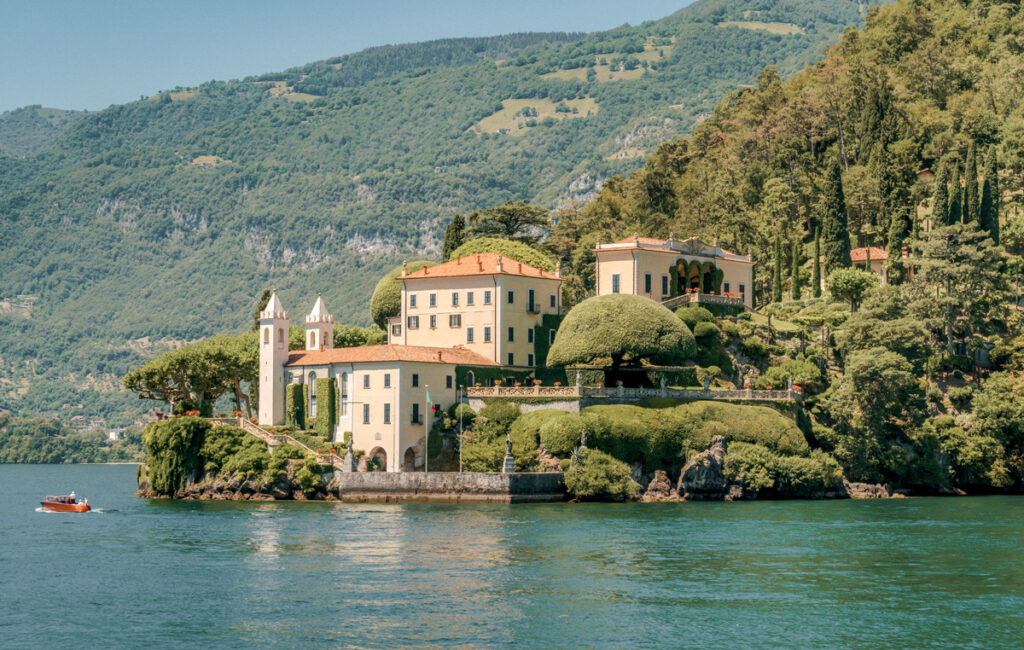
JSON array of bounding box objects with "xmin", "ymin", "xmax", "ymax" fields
[{"xmin": 0, "ymin": 0, "xmax": 696, "ymax": 113}]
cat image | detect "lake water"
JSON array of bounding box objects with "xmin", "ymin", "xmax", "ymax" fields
[{"xmin": 2, "ymin": 464, "xmax": 1024, "ymax": 648}]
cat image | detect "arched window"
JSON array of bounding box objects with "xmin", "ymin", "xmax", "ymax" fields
[
  {"xmin": 309, "ymin": 331, "xmax": 316, "ymax": 349},
  {"xmin": 263, "ymin": 328, "xmax": 269, "ymax": 344},
  {"xmin": 308, "ymin": 371, "xmax": 317, "ymax": 418},
  {"xmin": 277, "ymin": 328, "xmax": 284, "ymax": 343},
  {"xmin": 466, "ymin": 371, "xmax": 475, "ymax": 387}
]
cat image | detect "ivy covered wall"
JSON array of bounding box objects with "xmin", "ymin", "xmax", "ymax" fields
[{"xmin": 310, "ymin": 377, "xmax": 337, "ymax": 439}]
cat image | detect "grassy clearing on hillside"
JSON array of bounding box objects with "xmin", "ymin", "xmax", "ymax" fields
[
  {"xmin": 540, "ymin": 39, "xmax": 673, "ymax": 83},
  {"xmin": 749, "ymin": 311, "xmax": 802, "ymax": 333},
  {"xmin": 718, "ymin": 21, "xmax": 804, "ymax": 35},
  {"xmin": 472, "ymin": 97, "xmax": 598, "ymax": 135}
]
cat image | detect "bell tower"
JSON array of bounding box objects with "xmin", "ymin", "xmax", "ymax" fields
[
  {"xmin": 258, "ymin": 290, "xmax": 290, "ymax": 426},
  {"xmin": 305, "ymin": 294, "xmax": 333, "ymax": 351}
]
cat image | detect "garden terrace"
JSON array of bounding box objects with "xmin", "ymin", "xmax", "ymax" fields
[
  {"xmin": 661, "ymin": 292, "xmax": 745, "ymax": 311},
  {"xmin": 206, "ymin": 416, "xmax": 344, "ymax": 470}
]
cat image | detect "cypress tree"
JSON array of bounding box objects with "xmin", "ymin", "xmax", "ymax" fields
[
  {"xmin": 886, "ymin": 206, "xmax": 909, "ymax": 285},
  {"xmin": 948, "ymin": 163, "xmax": 962, "ymax": 224},
  {"xmin": 965, "ymin": 141, "xmax": 979, "ymax": 223},
  {"xmin": 812, "ymin": 229, "xmax": 822, "ymax": 298},
  {"xmin": 985, "ymin": 148, "xmax": 1000, "ymax": 244},
  {"xmin": 773, "ymin": 234, "xmax": 783, "ymax": 303},
  {"xmin": 442, "ymin": 213, "xmax": 466, "ymax": 261},
  {"xmin": 932, "ymin": 161, "xmax": 949, "ymax": 228},
  {"xmin": 790, "ymin": 241, "xmax": 801, "ymax": 300},
  {"xmin": 979, "ymin": 176, "xmax": 994, "ymax": 244},
  {"xmin": 821, "ymin": 159, "xmax": 852, "ymax": 275}
]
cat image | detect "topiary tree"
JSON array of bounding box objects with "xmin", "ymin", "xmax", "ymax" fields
[
  {"xmin": 548, "ymin": 295, "xmax": 696, "ymax": 384},
  {"xmin": 825, "ymin": 268, "xmax": 879, "ymax": 312},
  {"xmin": 369, "ymin": 260, "xmax": 436, "ymax": 329},
  {"xmin": 675, "ymin": 305, "xmax": 714, "ymax": 330},
  {"xmin": 450, "ymin": 236, "xmax": 555, "ymax": 271},
  {"xmin": 692, "ymin": 321, "xmax": 718, "ymax": 339}
]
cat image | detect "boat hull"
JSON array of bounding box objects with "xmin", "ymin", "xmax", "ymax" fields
[{"xmin": 40, "ymin": 502, "xmax": 90, "ymax": 513}]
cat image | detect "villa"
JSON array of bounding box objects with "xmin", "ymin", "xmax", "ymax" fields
[{"xmin": 594, "ymin": 235, "xmax": 755, "ymax": 309}]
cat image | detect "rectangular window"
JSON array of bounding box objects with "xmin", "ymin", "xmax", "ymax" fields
[
  {"xmin": 662, "ymin": 275, "xmax": 669, "ymax": 296},
  {"xmin": 412, "ymin": 402, "xmax": 421, "ymax": 424},
  {"xmin": 412, "ymin": 373, "xmax": 419, "ymax": 387},
  {"xmin": 384, "ymin": 403, "xmax": 391, "ymax": 424},
  {"xmin": 467, "ymin": 327, "xmax": 474, "ymax": 343},
  {"xmin": 449, "ymin": 314, "xmax": 462, "ymax": 328},
  {"xmin": 724, "ymin": 282, "xmax": 731, "ymax": 294},
  {"xmin": 645, "ymin": 273, "xmax": 652, "ymax": 293},
  {"xmin": 430, "ymin": 314, "xmax": 437, "ymax": 329},
  {"xmin": 467, "ymin": 291, "xmax": 474, "ymax": 305},
  {"xmin": 340, "ymin": 373, "xmax": 348, "ymax": 416},
  {"xmin": 484, "ymin": 290, "xmax": 492, "ymax": 305},
  {"xmin": 446, "ymin": 375, "xmax": 453, "ymax": 389},
  {"xmin": 410, "ymin": 294, "xmax": 417, "ymax": 308},
  {"xmin": 528, "ymin": 288, "xmax": 536, "ymax": 312},
  {"xmin": 507, "ymin": 290, "xmax": 514, "ymax": 305},
  {"xmin": 549, "ymin": 330, "xmax": 556, "ymax": 345},
  {"xmin": 391, "ymin": 323, "xmax": 401, "ymax": 337},
  {"xmin": 452, "ymin": 292, "xmax": 459, "ymax": 306},
  {"xmin": 384, "ymin": 374, "xmax": 391, "ymax": 388},
  {"xmin": 429, "ymin": 293, "xmax": 437, "ymax": 307},
  {"xmin": 484, "ymin": 326, "xmax": 492, "ymax": 343},
  {"xmin": 527, "ymin": 328, "xmax": 534, "ymax": 344},
  {"xmin": 508, "ymin": 326, "xmax": 514, "ymax": 342},
  {"xmin": 407, "ymin": 315, "xmax": 419, "ymax": 329},
  {"xmin": 362, "ymin": 403, "xmax": 370, "ymax": 424},
  {"xmin": 550, "ymin": 294, "xmax": 556, "ymax": 308},
  {"xmin": 612, "ymin": 274, "xmax": 620, "ymax": 293},
  {"xmin": 739, "ymin": 283, "xmax": 746, "ymax": 295},
  {"xmin": 527, "ymin": 353, "xmax": 535, "ymax": 367},
  {"xmin": 363, "ymin": 374, "xmax": 370, "ymax": 389},
  {"xmin": 507, "ymin": 352, "xmax": 514, "ymax": 365}
]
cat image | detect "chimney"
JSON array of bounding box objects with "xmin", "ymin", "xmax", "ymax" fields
[
  {"xmin": 555, "ymin": 260, "xmax": 561, "ymax": 277},
  {"xmin": 518, "ymin": 261, "xmax": 522, "ymax": 273},
  {"xmin": 496, "ymin": 255, "xmax": 503, "ymax": 272},
  {"xmin": 437, "ymin": 350, "xmax": 442, "ymax": 361},
  {"xmin": 401, "ymin": 261, "xmax": 408, "ymax": 277},
  {"xmin": 456, "ymin": 257, "xmax": 461, "ymax": 264}
]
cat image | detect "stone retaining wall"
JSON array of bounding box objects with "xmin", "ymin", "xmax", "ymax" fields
[
  {"xmin": 467, "ymin": 398, "xmax": 581, "ymax": 414},
  {"xmin": 331, "ymin": 471, "xmax": 565, "ymax": 503}
]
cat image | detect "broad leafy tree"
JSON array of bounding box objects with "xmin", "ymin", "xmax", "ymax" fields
[{"xmin": 826, "ymin": 268, "xmax": 879, "ymax": 312}]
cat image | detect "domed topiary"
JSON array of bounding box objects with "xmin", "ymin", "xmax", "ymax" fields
[
  {"xmin": 675, "ymin": 305, "xmax": 714, "ymax": 331},
  {"xmin": 450, "ymin": 237, "xmax": 555, "ymax": 271},
  {"xmin": 369, "ymin": 260, "xmax": 436, "ymax": 329},
  {"xmin": 547, "ymin": 294, "xmax": 696, "ymax": 370}
]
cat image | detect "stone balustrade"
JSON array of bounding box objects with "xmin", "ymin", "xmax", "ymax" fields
[
  {"xmin": 465, "ymin": 385, "xmax": 800, "ymax": 403},
  {"xmin": 661, "ymin": 292, "xmax": 744, "ymax": 311}
]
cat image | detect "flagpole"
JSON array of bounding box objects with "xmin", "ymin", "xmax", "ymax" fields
[
  {"xmin": 424, "ymin": 384, "xmax": 429, "ymax": 473},
  {"xmin": 459, "ymin": 385, "xmax": 464, "ymax": 473}
]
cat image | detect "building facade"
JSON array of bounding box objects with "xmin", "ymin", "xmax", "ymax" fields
[{"xmin": 594, "ymin": 235, "xmax": 755, "ymax": 308}]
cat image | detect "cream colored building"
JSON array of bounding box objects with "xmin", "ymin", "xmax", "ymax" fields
[
  {"xmin": 258, "ymin": 291, "xmax": 497, "ymax": 472},
  {"xmin": 391, "ymin": 252, "xmax": 563, "ymax": 369},
  {"xmin": 594, "ymin": 235, "xmax": 755, "ymax": 308}
]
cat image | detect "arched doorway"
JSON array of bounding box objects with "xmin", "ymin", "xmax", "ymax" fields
[
  {"xmin": 368, "ymin": 446, "xmax": 388, "ymax": 472},
  {"xmin": 403, "ymin": 446, "xmax": 419, "ymax": 472}
]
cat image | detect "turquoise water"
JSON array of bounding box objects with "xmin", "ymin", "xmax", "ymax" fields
[{"xmin": 2, "ymin": 464, "xmax": 1024, "ymax": 648}]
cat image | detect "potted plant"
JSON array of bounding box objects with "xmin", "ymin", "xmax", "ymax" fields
[
  {"xmin": 554, "ymin": 381, "xmax": 562, "ymax": 387},
  {"xmin": 514, "ymin": 381, "xmax": 522, "ymax": 387}
]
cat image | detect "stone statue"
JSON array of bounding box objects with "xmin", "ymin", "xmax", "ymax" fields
[
  {"xmin": 580, "ymin": 430, "xmax": 587, "ymax": 448},
  {"xmin": 502, "ymin": 433, "xmax": 514, "ymax": 474},
  {"xmin": 347, "ymin": 437, "xmax": 354, "ymax": 455},
  {"xmin": 506, "ymin": 434, "xmax": 513, "ymax": 455}
]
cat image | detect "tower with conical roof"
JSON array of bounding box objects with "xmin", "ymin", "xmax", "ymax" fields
[
  {"xmin": 304, "ymin": 294, "xmax": 333, "ymax": 351},
  {"xmin": 258, "ymin": 290, "xmax": 290, "ymax": 426}
]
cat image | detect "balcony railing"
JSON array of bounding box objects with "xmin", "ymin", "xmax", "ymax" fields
[
  {"xmin": 661, "ymin": 292, "xmax": 744, "ymax": 311},
  {"xmin": 464, "ymin": 385, "xmax": 800, "ymax": 402}
]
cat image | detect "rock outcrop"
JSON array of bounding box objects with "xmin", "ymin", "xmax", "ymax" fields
[
  {"xmin": 135, "ymin": 461, "xmax": 332, "ymax": 501},
  {"xmin": 641, "ymin": 470, "xmax": 680, "ymax": 502},
  {"xmin": 678, "ymin": 435, "xmax": 729, "ymax": 500}
]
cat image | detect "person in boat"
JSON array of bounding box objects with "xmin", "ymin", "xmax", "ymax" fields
[{"xmin": 69, "ymin": 491, "xmax": 76, "ymax": 502}]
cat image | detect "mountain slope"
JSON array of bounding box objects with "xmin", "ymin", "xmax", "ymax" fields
[{"xmin": 0, "ymin": 0, "xmax": 871, "ymax": 424}]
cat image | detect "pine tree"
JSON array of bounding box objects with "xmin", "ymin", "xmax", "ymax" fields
[
  {"xmin": 442, "ymin": 213, "xmax": 466, "ymax": 261},
  {"xmin": 932, "ymin": 161, "xmax": 949, "ymax": 228},
  {"xmin": 965, "ymin": 141, "xmax": 979, "ymax": 223},
  {"xmin": 821, "ymin": 159, "xmax": 852, "ymax": 275},
  {"xmin": 812, "ymin": 229, "xmax": 822, "ymax": 298},
  {"xmin": 948, "ymin": 163, "xmax": 962, "ymax": 224},
  {"xmin": 790, "ymin": 241, "xmax": 801, "ymax": 300},
  {"xmin": 773, "ymin": 234, "xmax": 783, "ymax": 303}
]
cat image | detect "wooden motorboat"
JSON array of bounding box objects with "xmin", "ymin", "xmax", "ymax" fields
[{"xmin": 40, "ymin": 494, "xmax": 91, "ymax": 512}]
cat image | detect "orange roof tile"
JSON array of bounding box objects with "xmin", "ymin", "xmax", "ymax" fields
[
  {"xmin": 285, "ymin": 345, "xmax": 498, "ymax": 367},
  {"xmin": 850, "ymin": 246, "xmax": 888, "ymax": 262},
  {"xmin": 401, "ymin": 253, "xmax": 559, "ymax": 281}
]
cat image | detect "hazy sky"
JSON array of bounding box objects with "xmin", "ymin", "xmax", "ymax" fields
[{"xmin": 0, "ymin": 0, "xmax": 696, "ymax": 113}]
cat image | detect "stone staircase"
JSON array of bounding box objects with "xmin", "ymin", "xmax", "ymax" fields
[{"xmin": 207, "ymin": 417, "xmax": 344, "ymax": 471}]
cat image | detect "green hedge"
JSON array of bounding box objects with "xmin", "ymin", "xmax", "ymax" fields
[
  {"xmin": 310, "ymin": 377, "xmax": 337, "ymax": 440},
  {"xmin": 285, "ymin": 383, "xmax": 305, "ymax": 428}
]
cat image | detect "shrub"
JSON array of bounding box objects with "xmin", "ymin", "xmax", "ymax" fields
[
  {"xmin": 756, "ymin": 357, "xmax": 825, "ymax": 393},
  {"xmin": 538, "ymin": 412, "xmax": 603, "ymax": 456},
  {"xmin": 676, "ymin": 305, "xmax": 714, "ymax": 330},
  {"xmin": 947, "ymin": 385, "xmax": 974, "ymax": 411},
  {"xmin": 563, "ymin": 448, "xmax": 637, "ymax": 499},
  {"xmin": 448, "ymin": 403, "xmax": 476, "ymax": 427},
  {"xmin": 693, "ymin": 321, "xmax": 718, "ymax": 339},
  {"xmin": 925, "ymin": 384, "xmax": 944, "ymax": 404},
  {"xmin": 272, "ymin": 443, "xmax": 311, "ymax": 461},
  {"xmin": 509, "ymin": 409, "xmax": 567, "ymax": 468},
  {"xmin": 294, "ymin": 460, "xmax": 325, "ymax": 495},
  {"xmin": 723, "ymin": 442, "xmax": 843, "ymax": 497},
  {"xmin": 200, "ymin": 425, "xmax": 270, "ymax": 477}
]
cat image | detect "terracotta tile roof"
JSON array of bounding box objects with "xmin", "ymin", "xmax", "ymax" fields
[
  {"xmin": 601, "ymin": 236, "xmax": 753, "ymax": 263},
  {"xmin": 850, "ymin": 247, "xmax": 888, "ymax": 262},
  {"xmin": 401, "ymin": 253, "xmax": 559, "ymax": 280},
  {"xmin": 285, "ymin": 344, "xmax": 499, "ymax": 367}
]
